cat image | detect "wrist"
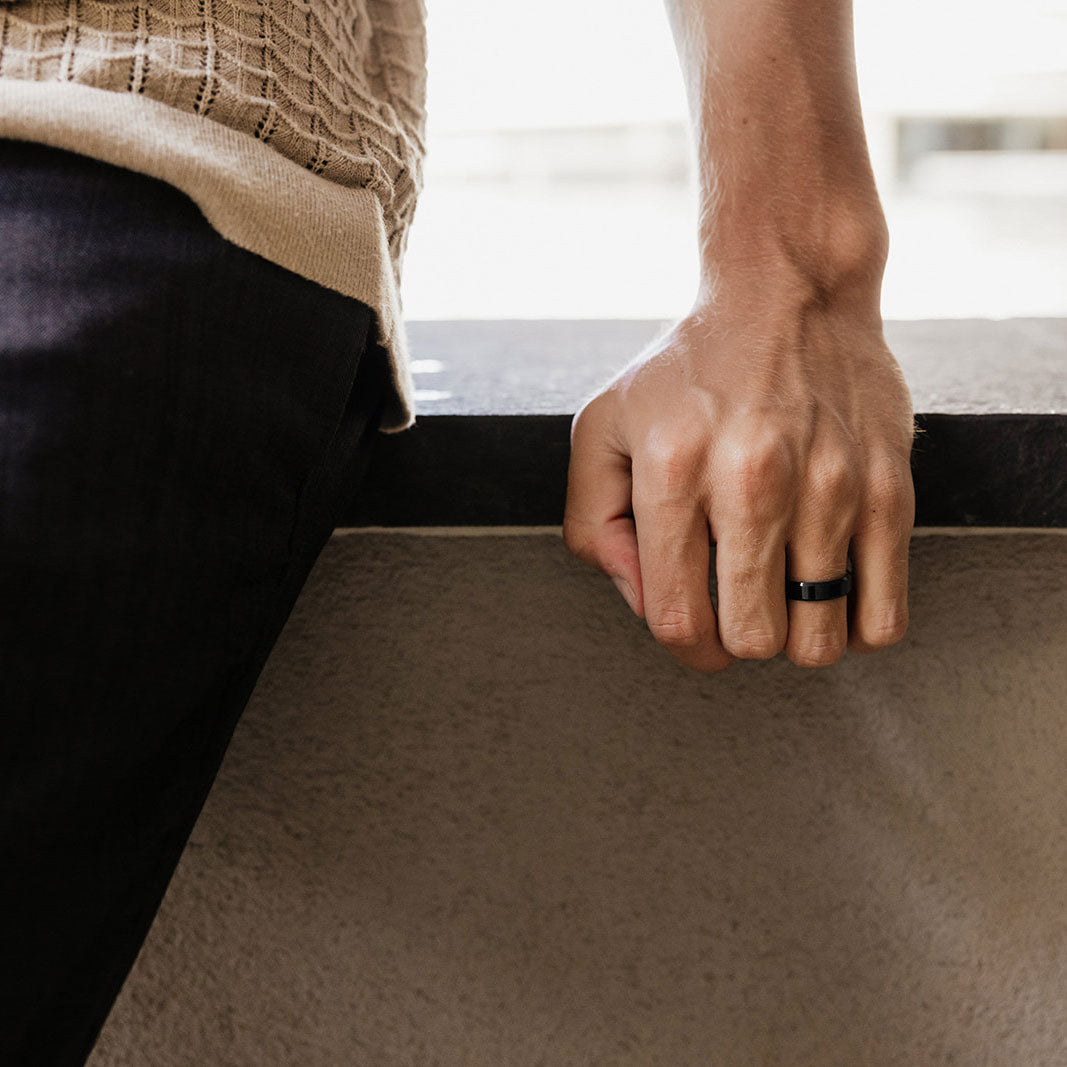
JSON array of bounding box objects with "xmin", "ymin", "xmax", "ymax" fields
[
  {"xmin": 694, "ymin": 199, "xmax": 890, "ymax": 325},
  {"xmin": 667, "ymin": 0, "xmax": 890, "ymax": 318}
]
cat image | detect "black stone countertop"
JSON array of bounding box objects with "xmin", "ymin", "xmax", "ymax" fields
[{"xmin": 341, "ymin": 319, "xmax": 1067, "ymax": 528}]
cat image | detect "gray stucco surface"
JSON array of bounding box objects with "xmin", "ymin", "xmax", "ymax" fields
[{"xmin": 90, "ymin": 532, "xmax": 1067, "ymax": 1066}]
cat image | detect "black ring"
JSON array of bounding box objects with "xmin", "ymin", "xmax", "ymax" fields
[{"xmin": 785, "ymin": 569, "xmax": 853, "ymax": 602}]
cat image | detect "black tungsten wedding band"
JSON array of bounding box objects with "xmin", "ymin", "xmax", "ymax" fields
[{"xmin": 785, "ymin": 568, "xmax": 853, "ymax": 602}]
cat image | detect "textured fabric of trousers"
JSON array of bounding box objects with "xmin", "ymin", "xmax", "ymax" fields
[{"xmin": 0, "ymin": 137, "xmax": 392, "ymax": 1065}]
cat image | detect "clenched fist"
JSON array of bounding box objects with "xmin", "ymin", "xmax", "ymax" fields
[{"xmin": 563, "ymin": 285, "xmax": 917, "ymax": 673}]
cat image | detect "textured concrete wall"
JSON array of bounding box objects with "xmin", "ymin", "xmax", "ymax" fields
[{"xmin": 89, "ymin": 532, "xmax": 1067, "ymax": 1066}]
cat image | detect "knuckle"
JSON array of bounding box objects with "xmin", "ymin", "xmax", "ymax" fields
[
  {"xmin": 861, "ymin": 608, "xmax": 910, "ymax": 648},
  {"xmin": 790, "ymin": 631, "xmax": 847, "ymax": 668},
  {"xmin": 647, "ymin": 607, "xmax": 710, "ymax": 649},
  {"xmin": 866, "ymin": 459, "xmax": 914, "ymax": 510},
  {"xmin": 727, "ymin": 441, "xmax": 795, "ymax": 514},
  {"xmin": 644, "ymin": 435, "xmax": 704, "ymax": 495},
  {"xmin": 805, "ymin": 455, "xmax": 859, "ymax": 503},
  {"xmin": 790, "ymin": 648, "xmax": 844, "ymax": 669},
  {"xmin": 721, "ymin": 624, "xmax": 785, "ymax": 660}
]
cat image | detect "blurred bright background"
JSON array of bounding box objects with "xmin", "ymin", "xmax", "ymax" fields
[{"xmin": 400, "ymin": 0, "xmax": 1067, "ymax": 323}]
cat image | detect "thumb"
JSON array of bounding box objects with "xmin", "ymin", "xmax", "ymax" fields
[{"xmin": 562, "ymin": 395, "xmax": 645, "ymax": 618}]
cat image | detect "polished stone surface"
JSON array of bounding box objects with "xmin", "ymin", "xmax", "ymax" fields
[
  {"xmin": 342, "ymin": 319, "xmax": 1066, "ymax": 527},
  {"xmin": 402, "ymin": 318, "xmax": 1067, "ymax": 416}
]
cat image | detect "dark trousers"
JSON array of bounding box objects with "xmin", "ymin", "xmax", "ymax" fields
[{"xmin": 0, "ymin": 137, "xmax": 391, "ymax": 1064}]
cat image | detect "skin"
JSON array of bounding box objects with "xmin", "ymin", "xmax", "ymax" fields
[{"xmin": 562, "ymin": 0, "xmax": 917, "ymax": 672}]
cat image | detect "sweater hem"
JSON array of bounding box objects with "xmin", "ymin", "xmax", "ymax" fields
[{"xmin": 0, "ymin": 78, "xmax": 417, "ymax": 433}]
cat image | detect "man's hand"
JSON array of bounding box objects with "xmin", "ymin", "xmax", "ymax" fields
[
  {"xmin": 563, "ymin": 271, "xmax": 915, "ymax": 672},
  {"xmin": 562, "ymin": 0, "xmax": 916, "ymax": 672}
]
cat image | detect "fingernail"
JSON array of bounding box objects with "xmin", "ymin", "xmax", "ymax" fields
[{"xmin": 612, "ymin": 575, "xmax": 638, "ymax": 614}]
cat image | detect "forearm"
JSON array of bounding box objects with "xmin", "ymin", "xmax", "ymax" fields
[{"xmin": 664, "ymin": 0, "xmax": 889, "ymax": 315}]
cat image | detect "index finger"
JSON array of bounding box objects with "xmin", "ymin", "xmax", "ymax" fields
[{"xmin": 630, "ymin": 455, "xmax": 735, "ymax": 674}]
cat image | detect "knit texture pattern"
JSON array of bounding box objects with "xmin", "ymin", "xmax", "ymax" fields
[{"xmin": 0, "ymin": 0, "xmax": 427, "ymax": 289}]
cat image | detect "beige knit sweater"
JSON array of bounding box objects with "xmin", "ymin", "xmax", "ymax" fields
[{"xmin": 0, "ymin": 0, "xmax": 428, "ymax": 432}]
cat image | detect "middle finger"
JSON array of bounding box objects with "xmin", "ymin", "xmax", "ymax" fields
[{"xmin": 713, "ymin": 519, "xmax": 789, "ymax": 660}]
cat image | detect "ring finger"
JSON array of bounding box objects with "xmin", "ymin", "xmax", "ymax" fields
[{"xmin": 784, "ymin": 520, "xmax": 857, "ymax": 668}]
